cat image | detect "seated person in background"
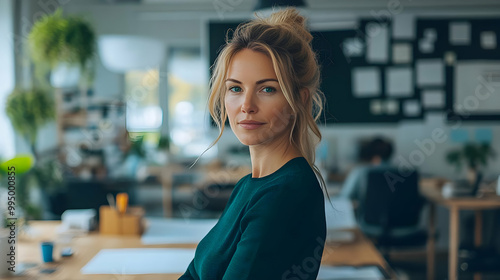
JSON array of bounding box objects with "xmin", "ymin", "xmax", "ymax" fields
[{"xmin": 339, "ymin": 137, "xmax": 394, "ymax": 200}]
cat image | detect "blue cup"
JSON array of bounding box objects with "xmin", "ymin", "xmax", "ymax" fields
[{"xmin": 40, "ymin": 242, "xmax": 54, "ymax": 263}]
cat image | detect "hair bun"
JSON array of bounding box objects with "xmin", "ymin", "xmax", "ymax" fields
[{"xmin": 254, "ymin": 7, "xmax": 313, "ymax": 44}]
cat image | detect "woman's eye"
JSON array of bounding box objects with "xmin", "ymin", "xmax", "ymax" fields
[
  {"xmin": 229, "ymin": 86, "xmax": 242, "ymax": 93},
  {"xmin": 262, "ymin": 87, "xmax": 276, "ymax": 94}
]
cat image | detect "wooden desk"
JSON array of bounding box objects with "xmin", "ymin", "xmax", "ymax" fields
[
  {"xmin": 420, "ymin": 182, "xmax": 500, "ymax": 280},
  {"xmin": 9, "ymin": 221, "xmax": 395, "ymax": 279}
]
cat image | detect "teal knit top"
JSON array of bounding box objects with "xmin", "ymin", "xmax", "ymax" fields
[{"xmin": 178, "ymin": 157, "xmax": 326, "ymax": 280}]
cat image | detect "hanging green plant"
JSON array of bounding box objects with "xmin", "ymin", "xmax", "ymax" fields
[
  {"xmin": 28, "ymin": 8, "xmax": 96, "ymax": 85},
  {"xmin": 5, "ymin": 88, "xmax": 55, "ymax": 154}
]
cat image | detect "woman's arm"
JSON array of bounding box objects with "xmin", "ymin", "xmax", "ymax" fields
[{"xmin": 178, "ymin": 259, "xmax": 196, "ymax": 280}]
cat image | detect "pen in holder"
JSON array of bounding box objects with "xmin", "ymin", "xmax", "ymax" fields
[{"xmin": 99, "ymin": 193, "xmax": 144, "ymax": 236}]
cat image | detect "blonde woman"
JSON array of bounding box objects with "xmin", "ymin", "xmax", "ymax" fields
[{"xmin": 179, "ymin": 7, "xmax": 328, "ymax": 280}]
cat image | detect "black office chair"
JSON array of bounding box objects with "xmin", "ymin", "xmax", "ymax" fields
[{"xmin": 357, "ymin": 168, "xmax": 428, "ymax": 262}]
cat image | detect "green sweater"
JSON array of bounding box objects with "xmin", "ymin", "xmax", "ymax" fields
[{"xmin": 179, "ymin": 157, "xmax": 326, "ymax": 280}]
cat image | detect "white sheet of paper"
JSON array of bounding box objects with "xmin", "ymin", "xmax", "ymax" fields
[
  {"xmin": 141, "ymin": 218, "xmax": 217, "ymax": 245},
  {"xmin": 343, "ymin": 37, "xmax": 364, "ymax": 57},
  {"xmin": 366, "ymin": 23, "xmax": 388, "ymax": 63},
  {"xmin": 352, "ymin": 67, "xmax": 381, "ymax": 97},
  {"xmin": 81, "ymin": 248, "xmax": 195, "ymax": 274},
  {"xmin": 403, "ymin": 100, "xmax": 421, "ymax": 117},
  {"xmin": 392, "ymin": 43, "xmax": 412, "ymax": 64},
  {"xmin": 385, "ymin": 99, "xmax": 399, "ymax": 115},
  {"xmin": 325, "ymin": 198, "xmax": 356, "ymax": 230},
  {"xmin": 370, "ymin": 100, "xmax": 383, "ymax": 115},
  {"xmin": 450, "ymin": 22, "xmax": 471, "ymax": 45},
  {"xmin": 422, "ymin": 90, "xmax": 445, "ymax": 108},
  {"xmin": 424, "ymin": 28, "xmax": 437, "ymax": 41},
  {"xmin": 416, "ymin": 59, "xmax": 444, "ymax": 87},
  {"xmin": 419, "ymin": 38, "xmax": 434, "ymax": 53},
  {"xmin": 454, "ymin": 61, "xmax": 500, "ymax": 114},
  {"xmin": 392, "ymin": 14, "xmax": 415, "ymax": 39},
  {"xmin": 386, "ymin": 67, "xmax": 413, "ymax": 97},
  {"xmin": 317, "ymin": 265, "xmax": 385, "ymax": 280},
  {"xmin": 481, "ymin": 31, "xmax": 497, "ymax": 49}
]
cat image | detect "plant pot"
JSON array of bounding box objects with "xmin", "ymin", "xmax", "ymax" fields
[{"xmin": 50, "ymin": 62, "xmax": 81, "ymax": 89}]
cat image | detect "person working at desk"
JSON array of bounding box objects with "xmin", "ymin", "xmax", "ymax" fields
[
  {"xmin": 179, "ymin": 7, "xmax": 329, "ymax": 280},
  {"xmin": 339, "ymin": 137, "xmax": 394, "ymax": 201}
]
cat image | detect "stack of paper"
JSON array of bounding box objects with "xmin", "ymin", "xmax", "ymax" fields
[{"xmin": 141, "ymin": 218, "xmax": 218, "ymax": 245}]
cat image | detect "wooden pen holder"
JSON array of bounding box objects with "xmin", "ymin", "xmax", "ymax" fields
[{"xmin": 99, "ymin": 206, "xmax": 145, "ymax": 235}]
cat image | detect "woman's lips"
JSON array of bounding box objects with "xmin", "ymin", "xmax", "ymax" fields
[{"xmin": 238, "ymin": 121, "xmax": 265, "ymax": 130}]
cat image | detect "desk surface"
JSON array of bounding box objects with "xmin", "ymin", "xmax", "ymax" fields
[
  {"xmin": 420, "ymin": 180, "xmax": 500, "ymax": 210},
  {"xmin": 8, "ymin": 221, "xmax": 395, "ymax": 279}
]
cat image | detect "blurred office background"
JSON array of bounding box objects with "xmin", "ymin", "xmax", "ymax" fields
[{"xmin": 1, "ymin": 0, "xmax": 500, "ymax": 279}]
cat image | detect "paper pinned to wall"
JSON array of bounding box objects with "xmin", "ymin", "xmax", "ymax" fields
[
  {"xmin": 481, "ymin": 31, "xmax": 497, "ymax": 49},
  {"xmin": 422, "ymin": 90, "xmax": 445, "ymax": 109},
  {"xmin": 403, "ymin": 100, "xmax": 421, "ymax": 117},
  {"xmin": 424, "ymin": 28, "xmax": 437, "ymax": 41},
  {"xmin": 475, "ymin": 128, "xmax": 493, "ymax": 143},
  {"xmin": 416, "ymin": 59, "xmax": 444, "ymax": 87},
  {"xmin": 450, "ymin": 22, "xmax": 471, "ymax": 45},
  {"xmin": 81, "ymin": 248, "xmax": 195, "ymax": 274},
  {"xmin": 343, "ymin": 37, "xmax": 364, "ymax": 57},
  {"xmin": 352, "ymin": 67, "xmax": 381, "ymax": 97},
  {"xmin": 451, "ymin": 129, "xmax": 469, "ymax": 143},
  {"xmin": 370, "ymin": 99, "xmax": 383, "ymax": 115},
  {"xmin": 386, "ymin": 67, "xmax": 413, "ymax": 97},
  {"xmin": 366, "ymin": 22, "xmax": 388, "ymax": 63},
  {"xmin": 385, "ymin": 99, "xmax": 399, "ymax": 115},
  {"xmin": 392, "ymin": 43, "xmax": 412, "ymax": 64},
  {"xmin": 392, "ymin": 14, "xmax": 415, "ymax": 39},
  {"xmin": 419, "ymin": 38, "xmax": 434, "ymax": 54}
]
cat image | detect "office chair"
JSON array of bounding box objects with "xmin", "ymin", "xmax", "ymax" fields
[{"xmin": 357, "ymin": 168, "xmax": 428, "ymax": 262}]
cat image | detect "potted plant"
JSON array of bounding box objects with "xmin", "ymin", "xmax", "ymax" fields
[
  {"xmin": 446, "ymin": 142, "xmax": 496, "ymax": 184},
  {"xmin": 28, "ymin": 8, "xmax": 96, "ymax": 88}
]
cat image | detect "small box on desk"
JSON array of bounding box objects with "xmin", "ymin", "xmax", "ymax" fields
[{"xmin": 99, "ymin": 206, "xmax": 145, "ymax": 235}]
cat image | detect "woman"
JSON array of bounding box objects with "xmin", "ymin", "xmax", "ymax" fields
[{"xmin": 179, "ymin": 7, "xmax": 328, "ymax": 280}]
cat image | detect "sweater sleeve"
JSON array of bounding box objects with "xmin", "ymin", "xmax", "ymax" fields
[
  {"xmin": 178, "ymin": 259, "xmax": 196, "ymax": 280},
  {"xmin": 222, "ymin": 181, "xmax": 325, "ymax": 280}
]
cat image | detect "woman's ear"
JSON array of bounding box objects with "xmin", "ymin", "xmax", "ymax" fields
[{"xmin": 299, "ymin": 88, "xmax": 310, "ymax": 104}]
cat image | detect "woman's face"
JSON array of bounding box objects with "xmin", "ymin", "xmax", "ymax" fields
[{"xmin": 224, "ymin": 48, "xmax": 294, "ymax": 147}]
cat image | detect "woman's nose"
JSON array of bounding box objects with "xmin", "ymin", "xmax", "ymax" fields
[{"xmin": 241, "ymin": 92, "xmax": 257, "ymax": 114}]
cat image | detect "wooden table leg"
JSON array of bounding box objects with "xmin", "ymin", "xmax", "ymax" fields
[
  {"xmin": 427, "ymin": 203, "xmax": 436, "ymax": 280},
  {"xmin": 473, "ymin": 210, "xmax": 483, "ymax": 280},
  {"xmin": 449, "ymin": 206, "xmax": 460, "ymax": 280}
]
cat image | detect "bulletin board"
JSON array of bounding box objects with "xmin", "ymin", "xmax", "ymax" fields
[
  {"xmin": 415, "ymin": 18, "xmax": 500, "ymax": 121},
  {"xmin": 207, "ymin": 16, "xmax": 500, "ymax": 124}
]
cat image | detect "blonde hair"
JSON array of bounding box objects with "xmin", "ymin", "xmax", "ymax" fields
[{"xmin": 202, "ymin": 7, "xmax": 329, "ymax": 199}]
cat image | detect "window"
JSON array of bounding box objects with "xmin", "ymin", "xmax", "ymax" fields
[{"xmin": 166, "ymin": 47, "xmax": 215, "ymax": 159}]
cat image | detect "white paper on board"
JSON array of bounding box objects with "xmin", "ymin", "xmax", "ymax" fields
[
  {"xmin": 366, "ymin": 22, "xmax": 388, "ymax": 63},
  {"xmin": 81, "ymin": 248, "xmax": 196, "ymax": 274},
  {"xmin": 403, "ymin": 100, "xmax": 421, "ymax": 117},
  {"xmin": 386, "ymin": 67, "xmax": 413, "ymax": 97},
  {"xmin": 370, "ymin": 100, "xmax": 383, "ymax": 115},
  {"xmin": 454, "ymin": 61, "xmax": 500, "ymax": 114},
  {"xmin": 481, "ymin": 31, "xmax": 497, "ymax": 49},
  {"xmin": 416, "ymin": 59, "xmax": 444, "ymax": 87},
  {"xmin": 424, "ymin": 28, "xmax": 437, "ymax": 41},
  {"xmin": 422, "ymin": 90, "xmax": 445, "ymax": 109},
  {"xmin": 393, "ymin": 43, "xmax": 412, "ymax": 64},
  {"xmin": 352, "ymin": 67, "xmax": 381, "ymax": 97},
  {"xmin": 392, "ymin": 14, "xmax": 415, "ymax": 39},
  {"xmin": 419, "ymin": 38, "xmax": 434, "ymax": 54},
  {"xmin": 343, "ymin": 37, "xmax": 364, "ymax": 57},
  {"xmin": 450, "ymin": 22, "xmax": 471, "ymax": 45},
  {"xmin": 385, "ymin": 99, "xmax": 400, "ymax": 115}
]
